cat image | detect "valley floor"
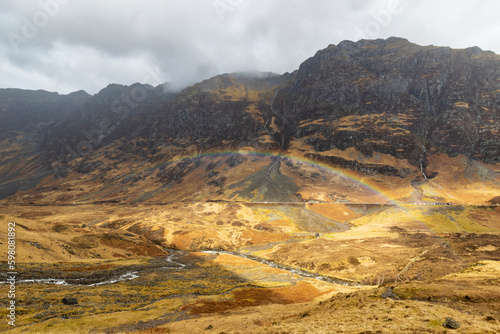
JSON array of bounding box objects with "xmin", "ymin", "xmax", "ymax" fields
[{"xmin": 0, "ymin": 203, "xmax": 499, "ymax": 333}]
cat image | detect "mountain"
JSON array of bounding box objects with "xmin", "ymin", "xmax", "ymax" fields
[
  {"xmin": 1, "ymin": 38, "xmax": 499, "ymax": 333},
  {"xmin": 0, "ymin": 37, "xmax": 499, "ymax": 204},
  {"xmin": 139, "ymin": 71, "xmax": 291, "ymax": 152},
  {"xmin": 0, "ymin": 88, "xmax": 91, "ymax": 198},
  {"xmin": 0, "ymin": 88, "xmax": 90, "ymax": 139},
  {"xmin": 40, "ymin": 83, "xmax": 174, "ymax": 160},
  {"xmin": 273, "ymin": 37, "xmax": 500, "ymax": 164}
]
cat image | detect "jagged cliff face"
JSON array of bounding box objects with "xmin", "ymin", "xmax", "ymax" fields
[
  {"xmin": 273, "ymin": 37, "xmax": 500, "ymax": 164},
  {"xmin": 0, "ymin": 38, "xmax": 499, "ymax": 204},
  {"xmin": 140, "ymin": 72, "xmax": 290, "ymax": 153}
]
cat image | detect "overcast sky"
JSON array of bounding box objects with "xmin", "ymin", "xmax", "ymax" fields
[{"xmin": 1, "ymin": 0, "xmax": 499, "ymax": 95}]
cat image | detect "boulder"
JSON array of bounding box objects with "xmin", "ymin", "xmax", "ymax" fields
[
  {"xmin": 443, "ymin": 317, "xmax": 460, "ymax": 329},
  {"xmin": 62, "ymin": 296, "xmax": 78, "ymax": 305}
]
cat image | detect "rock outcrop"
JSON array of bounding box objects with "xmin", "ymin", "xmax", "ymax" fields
[{"xmin": 273, "ymin": 37, "xmax": 500, "ymax": 164}]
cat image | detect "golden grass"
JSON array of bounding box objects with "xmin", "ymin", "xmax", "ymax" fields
[
  {"xmin": 441, "ymin": 260, "xmax": 500, "ymax": 281},
  {"xmin": 306, "ymin": 203, "xmax": 362, "ymax": 222}
]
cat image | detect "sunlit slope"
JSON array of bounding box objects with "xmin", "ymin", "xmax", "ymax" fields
[
  {"xmin": 5, "ymin": 147, "xmax": 498, "ymax": 206},
  {"xmin": 2, "ymin": 38, "xmax": 500, "ymax": 205},
  {"xmin": 250, "ymin": 204, "xmax": 500, "ymax": 284},
  {"xmin": 1, "ymin": 200, "xmax": 499, "ymax": 333}
]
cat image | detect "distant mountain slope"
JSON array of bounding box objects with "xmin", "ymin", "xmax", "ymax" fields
[
  {"xmin": 40, "ymin": 83, "xmax": 173, "ymax": 161},
  {"xmin": 0, "ymin": 88, "xmax": 91, "ymax": 198},
  {"xmin": 0, "ymin": 38, "xmax": 499, "ymax": 204},
  {"xmin": 0, "ymin": 88, "xmax": 90, "ymax": 139}
]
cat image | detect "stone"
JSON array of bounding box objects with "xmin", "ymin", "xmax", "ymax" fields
[
  {"xmin": 381, "ymin": 287, "xmax": 400, "ymax": 300},
  {"xmin": 443, "ymin": 317, "xmax": 460, "ymax": 329},
  {"xmin": 62, "ymin": 296, "xmax": 78, "ymax": 305}
]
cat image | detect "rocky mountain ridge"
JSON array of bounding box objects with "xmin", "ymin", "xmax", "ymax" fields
[
  {"xmin": 273, "ymin": 37, "xmax": 499, "ymax": 164},
  {"xmin": 0, "ymin": 37, "xmax": 499, "ymax": 204}
]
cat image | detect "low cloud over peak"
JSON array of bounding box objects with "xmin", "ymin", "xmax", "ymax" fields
[{"xmin": 1, "ymin": 0, "xmax": 499, "ymax": 94}]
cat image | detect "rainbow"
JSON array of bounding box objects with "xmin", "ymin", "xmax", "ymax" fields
[
  {"xmin": 120, "ymin": 150, "xmax": 470, "ymax": 246},
  {"xmin": 128, "ymin": 150, "xmax": 470, "ymax": 261},
  {"xmin": 138, "ymin": 149, "xmax": 402, "ymax": 204}
]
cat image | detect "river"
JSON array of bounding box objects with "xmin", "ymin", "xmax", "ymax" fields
[{"xmin": 0, "ymin": 250, "xmax": 363, "ymax": 287}]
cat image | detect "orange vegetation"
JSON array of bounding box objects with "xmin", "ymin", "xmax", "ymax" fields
[{"xmin": 180, "ymin": 281, "xmax": 326, "ymax": 315}]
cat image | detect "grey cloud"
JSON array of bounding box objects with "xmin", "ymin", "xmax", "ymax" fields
[{"xmin": 0, "ymin": 0, "xmax": 499, "ymax": 94}]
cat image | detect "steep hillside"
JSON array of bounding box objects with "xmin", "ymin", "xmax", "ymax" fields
[
  {"xmin": 0, "ymin": 38, "xmax": 499, "ymax": 205},
  {"xmin": 40, "ymin": 83, "xmax": 173, "ymax": 161},
  {"xmin": 273, "ymin": 37, "xmax": 500, "ymax": 166},
  {"xmin": 0, "ymin": 88, "xmax": 90, "ymax": 139},
  {"xmin": 0, "ymin": 89, "xmax": 91, "ymax": 198},
  {"xmin": 139, "ymin": 72, "xmax": 291, "ymax": 152}
]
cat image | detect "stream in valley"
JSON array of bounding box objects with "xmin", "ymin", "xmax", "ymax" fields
[{"xmin": 0, "ymin": 249, "xmax": 363, "ymax": 287}]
